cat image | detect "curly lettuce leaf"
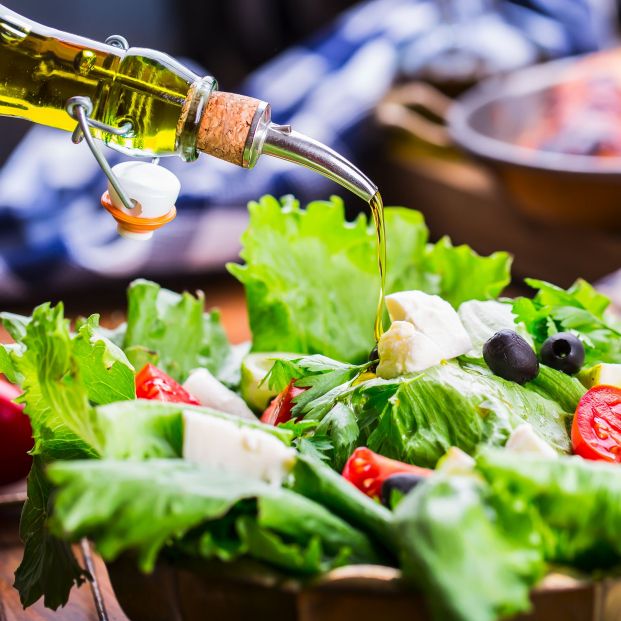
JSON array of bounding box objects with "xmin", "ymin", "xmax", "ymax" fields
[
  {"xmin": 1, "ymin": 304, "xmax": 135, "ymax": 459},
  {"xmin": 1, "ymin": 303, "xmax": 135, "ymax": 609},
  {"xmin": 228, "ymin": 196, "xmax": 510, "ymax": 363},
  {"xmin": 422, "ymin": 237, "xmax": 511, "ymax": 308},
  {"xmin": 513, "ymin": 278, "xmax": 621, "ymax": 365},
  {"xmin": 122, "ymin": 279, "xmax": 233, "ymax": 384}
]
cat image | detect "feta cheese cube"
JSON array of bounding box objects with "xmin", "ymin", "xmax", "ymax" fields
[
  {"xmin": 505, "ymin": 423, "xmax": 557, "ymax": 458},
  {"xmin": 183, "ymin": 368, "xmax": 256, "ymax": 420},
  {"xmin": 386, "ymin": 291, "xmax": 472, "ymax": 360},
  {"xmin": 182, "ymin": 410, "xmax": 297, "ymax": 485}
]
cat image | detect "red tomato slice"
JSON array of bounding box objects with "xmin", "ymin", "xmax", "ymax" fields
[
  {"xmin": 0, "ymin": 377, "xmax": 33, "ymax": 485},
  {"xmin": 260, "ymin": 380, "xmax": 305, "ymax": 426},
  {"xmin": 342, "ymin": 447, "xmax": 432, "ymax": 499},
  {"xmin": 572, "ymin": 385, "xmax": 621, "ymax": 462},
  {"xmin": 135, "ymin": 364, "xmax": 200, "ymax": 406}
]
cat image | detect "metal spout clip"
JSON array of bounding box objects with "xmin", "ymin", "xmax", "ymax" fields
[
  {"xmin": 244, "ymin": 104, "xmax": 378, "ymax": 202},
  {"xmin": 66, "ymin": 95, "xmax": 137, "ymax": 213}
]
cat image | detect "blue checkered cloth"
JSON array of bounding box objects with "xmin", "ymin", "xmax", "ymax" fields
[{"xmin": 0, "ymin": 0, "xmax": 602, "ymax": 300}]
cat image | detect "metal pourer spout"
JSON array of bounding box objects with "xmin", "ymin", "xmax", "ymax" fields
[{"xmin": 244, "ymin": 104, "xmax": 378, "ymax": 202}]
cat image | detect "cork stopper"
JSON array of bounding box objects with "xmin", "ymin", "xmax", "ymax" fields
[{"xmin": 188, "ymin": 91, "xmax": 263, "ymax": 167}]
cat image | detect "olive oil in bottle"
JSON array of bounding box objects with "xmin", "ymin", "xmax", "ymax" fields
[{"xmin": 0, "ymin": 5, "xmax": 207, "ymax": 158}]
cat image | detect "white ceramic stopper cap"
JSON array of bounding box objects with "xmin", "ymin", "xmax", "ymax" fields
[{"xmin": 108, "ymin": 161, "xmax": 181, "ymax": 219}]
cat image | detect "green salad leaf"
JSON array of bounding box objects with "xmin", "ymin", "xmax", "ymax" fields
[
  {"xmin": 48, "ymin": 459, "xmax": 382, "ymax": 573},
  {"xmin": 122, "ymin": 279, "xmax": 233, "ymax": 384},
  {"xmin": 513, "ymin": 278, "xmax": 621, "ymax": 365},
  {"xmin": 477, "ymin": 450, "xmax": 621, "ymax": 570},
  {"xmin": 422, "ymin": 237, "xmax": 512, "ymax": 308},
  {"xmin": 1, "ymin": 303, "xmax": 135, "ymax": 609},
  {"xmin": 395, "ymin": 451, "xmax": 621, "ymax": 621},
  {"xmin": 290, "ymin": 453, "xmax": 395, "ymax": 557},
  {"xmin": 13, "ymin": 458, "xmax": 88, "ymax": 610},
  {"xmin": 228, "ymin": 196, "xmax": 510, "ymax": 364},
  {"xmin": 1, "ymin": 304, "xmax": 135, "ymax": 459},
  {"xmin": 394, "ymin": 474, "xmax": 545, "ymax": 621},
  {"xmin": 366, "ymin": 359, "xmax": 582, "ymax": 467},
  {"xmin": 285, "ymin": 354, "xmax": 583, "ymax": 469}
]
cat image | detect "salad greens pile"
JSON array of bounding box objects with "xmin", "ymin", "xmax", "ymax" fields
[
  {"xmin": 228, "ymin": 195, "xmax": 510, "ymax": 363},
  {"xmin": 3, "ymin": 194, "xmax": 621, "ymax": 621}
]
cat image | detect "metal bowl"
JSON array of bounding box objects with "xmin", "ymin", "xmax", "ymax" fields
[
  {"xmin": 377, "ymin": 56, "xmax": 621, "ymax": 229},
  {"xmin": 106, "ymin": 556, "xmax": 621, "ymax": 621}
]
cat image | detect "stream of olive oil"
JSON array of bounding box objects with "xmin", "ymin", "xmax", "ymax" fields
[{"xmin": 369, "ymin": 191, "xmax": 386, "ymax": 342}]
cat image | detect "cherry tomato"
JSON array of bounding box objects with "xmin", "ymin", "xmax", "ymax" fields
[
  {"xmin": 135, "ymin": 364, "xmax": 200, "ymax": 405},
  {"xmin": 260, "ymin": 380, "xmax": 305, "ymax": 426},
  {"xmin": 0, "ymin": 377, "xmax": 33, "ymax": 485},
  {"xmin": 572, "ymin": 385, "xmax": 621, "ymax": 462},
  {"xmin": 342, "ymin": 447, "xmax": 432, "ymax": 499}
]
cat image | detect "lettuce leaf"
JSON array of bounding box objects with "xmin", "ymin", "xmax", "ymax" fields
[
  {"xmin": 13, "ymin": 458, "xmax": 89, "ymax": 610},
  {"xmin": 1, "ymin": 303, "xmax": 135, "ymax": 609},
  {"xmin": 513, "ymin": 278, "xmax": 621, "ymax": 365},
  {"xmin": 477, "ymin": 450, "xmax": 621, "ymax": 570},
  {"xmin": 290, "ymin": 453, "xmax": 395, "ymax": 557},
  {"xmin": 228, "ymin": 196, "xmax": 510, "ymax": 364},
  {"xmin": 48, "ymin": 459, "xmax": 382, "ymax": 573},
  {"xmin": 1, "ymin": 304, "xmax": 135, "ymax": 460},
  {"xmin": 395, "ymin": 451, "xmax": 621, "ymax": 621},
  {"xmin": 285, "ymin": 354, "xmax": 583, "ymax": 469},
  {"xmin": 366, "ymin": 359, "xmax": 582, "ymax": 467},
  {"xmin": 395, "ymin": 474, "xmax": 544, "ymax": 621},
  {"xmin": 122, "ymin": 279, "xmax": 233, "ymax": 384}
]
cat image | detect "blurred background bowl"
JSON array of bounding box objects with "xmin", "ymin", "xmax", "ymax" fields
[{"xmin": 449, "ymin": 56, "xmax": 621, "ymax": 230}]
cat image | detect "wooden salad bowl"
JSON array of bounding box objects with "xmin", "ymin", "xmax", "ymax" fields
[{"xmin": 106, "ymin": 556, "xmax": 621, "ymax": 621}]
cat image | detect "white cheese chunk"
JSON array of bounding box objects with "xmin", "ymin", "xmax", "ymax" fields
[
  {"xmin": 437, "ymin": 447, "xmax": 476, "ymax": 475},
  {"xmin": 182, "ymin": 410, "xmax": 297, "ymax": 485},
  {"xmin": 385, "ymin": 291, "xmax": 472, "ymax": 361},
  {"xmin": 505, "ymin": 423, "xmax": 557, "ymax": 458},
  {"xmin": 376, "ymin": 321, "xmax": 444, "ymax": 378},
  {"xmin": 183, "ymin": 368, "xmax": 256, "ymax": 420},
  {"xmin": 377, "ymin": 291, "xmax": 473, "ymax": 378}
]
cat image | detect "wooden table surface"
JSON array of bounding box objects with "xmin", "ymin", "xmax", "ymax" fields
[{"xmin": 0, "ymin": 275, "xmax": 250, "ymax": 620}]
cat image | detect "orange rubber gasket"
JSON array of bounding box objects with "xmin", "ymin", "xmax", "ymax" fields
[{"xmin": 100, "ymin": 191, "xmax": 177, "ymax": 233}]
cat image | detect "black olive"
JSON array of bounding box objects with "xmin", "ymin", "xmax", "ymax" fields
[
  {"xmin": 540, "ymin": 332, "xmax": 585, "ymax": 375},
  {"xmin": 368, "ymin": 345, "xmax": 379, "ymax": 372},
  {"xmin": 482, "ymin": 330, "xmax": 539, "ymax": 385},
  {"xmin": 381, "ymin": 473, "xmax": 425, "ymax": 508}
]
